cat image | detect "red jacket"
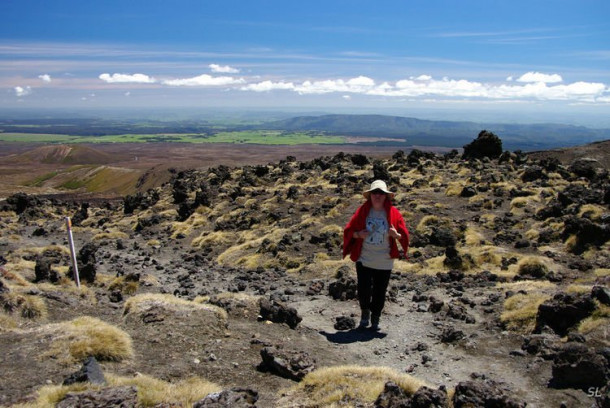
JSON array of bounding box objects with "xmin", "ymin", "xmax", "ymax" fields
[{"xmin": 342, "ymin": 199, "xmax": 410, "ymax": 262}]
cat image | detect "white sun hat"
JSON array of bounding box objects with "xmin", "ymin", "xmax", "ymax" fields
[{"xmin": 363, "ymin": 179, "xmax": 395, "ymax": 200}]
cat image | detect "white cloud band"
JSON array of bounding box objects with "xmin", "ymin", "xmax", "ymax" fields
[{"xmin": 99, "ymin": 73, "xmax": 156, "ymax": 83}]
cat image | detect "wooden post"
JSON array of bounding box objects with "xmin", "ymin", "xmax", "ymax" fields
[{"xmin": 65, "ymin": 217, "xmax": 80, "ymax": 288}]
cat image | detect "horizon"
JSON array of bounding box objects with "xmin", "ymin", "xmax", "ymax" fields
[{"xmin": 1, "ymin": 0, "xmax": 609, "ymax": 127}]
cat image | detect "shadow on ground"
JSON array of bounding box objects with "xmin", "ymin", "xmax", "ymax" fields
[{"xmin": 319, "ymin": 328, "xmax": 388, "ymax": 344}]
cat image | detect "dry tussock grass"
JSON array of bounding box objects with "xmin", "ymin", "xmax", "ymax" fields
[
  {"xmin": 578, "ymin": 204, "xmax": 605, "ymax": 221},
  {"xmin": 124, "ymin": 293, "xmax": 228, "ymax": 321},
  {"xmin": 0, "ymin": 292, "xmax": 47, "ymax": 320},
  {"xmin": 170, "ymin": 212, "xmax": 209, "ymax": 239},
  {"xmin": 565, "ymin": 284, "xmax": 593, "ymax": 294},
  {"xmin": 276, "ymin": 365, "xmax": 433, "ymax": 408},
  {"xmin": 11, "ymin": 373, "xmax": 221, "ymax": 408},
  {"xmin": 92, "ymin": 229, "xmax": 129, "ymax": 242},
  {"xmin": 578, "ymin": 302, "xmax": 610, "ymax": 336},
  {"xmin": 444, "ymin": 181, "xmax": 464, "ymax": 197},
  {"xmin": 191, "ymin": 230, "xmax": 233, "ymax": 250},
  {"xmin": 595, "ymin": 268, "xmax": 610, "ymax": 277},
  {"xmin": 1, "ymin": 265, "xmax": 33, "ymax": 287},
  {"xmin": 107, "ymin": 276, "xmax": 139, "ymax": 295},
  {"xmin": 216, "ymin": 227, "xmax": 290, "ymax": 268},
  {"xmin": 501, "ymin": 292, "xmax": 551, "ymax": 333},
  {"xmin": 464, "ymin": 225, "xmax": 488, "ymax": 246},
  {"xmin": 40, "ymin": 316, "xmax": 134, "ymax": 364},
  {"xmin": 299, "ymin": 254, "xmax": 352, "ymax": 280},
  {"xmin": 0, "ymin": 313, "xmax": 17, "ymax": 331}
]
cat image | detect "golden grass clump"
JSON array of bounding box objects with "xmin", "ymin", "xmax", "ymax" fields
[
  {"xmin": 124, "ymin": 293, "xmax": 228, "ymax": 322},
  {"xmin": 0, "ymin": 292, "xmax": 47, "ymax": 320},
  {"xmin": 92, "ymin": 230, "xmax": 129, "ymax": 242},
  {"xmin": 501, "ymin": 292, "xmax": 551, "ymax": 333},
  {"xmin": 464, "ymin": 225, "xmax": 488, "ymax": 247},
  {"xmin": 191, "ymin": 230, "xmax": 233, "ymax": 250},
  {"xmin": 578, "ymin": 302, "xmax": 610, "ymax": 335},
  {"xmin": 0, "ymin": 313, "xmax": 17, "ymax": 331},
  {"xmin": 516, "ymin": 256, "xmax": 550, "ymax": 278},
  {"xmin": 277, "ymin": 365, "xmax": 433, "ymax": 408},
  {"xmin": 578, "ymin": 204, "xmax": 605, "ymax": 221},
  {"xmin": 42, "ymin": 316, "xmax": 134, "ymax": 363},
  {"xmin": 444, "ymin": 181, "xmax": 464, "ymax": 197},
  {"xmin": 12, "ymin": 373, "xmax": 221, "ymax": 408},
  {"xmin": 108, "ymin": 276, "xmax": 139, "ymax": 296},
  {"xmin": 594, "ymin": 268, "xmax": 610, "ymax": 277}
]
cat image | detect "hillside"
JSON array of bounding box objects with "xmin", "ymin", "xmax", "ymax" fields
[
  {"xmin": 264, "ymin": 114, "xmax": 610, "ymax": 150},
  {"xmin": 11, "ymin": 144, "xmax": 115, "ymax": 165},
  {"xmin": 0, "ymin": 140, "xmax": 608, "ymax": 407}
]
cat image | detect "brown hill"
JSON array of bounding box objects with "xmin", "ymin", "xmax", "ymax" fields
[
  {"xmin": 14, "ymin": 144, "xmax": 114, "ymax": 165},
  {"xmin": 527, "ymin": 139, "xmax": 610, "ymax": 168}
]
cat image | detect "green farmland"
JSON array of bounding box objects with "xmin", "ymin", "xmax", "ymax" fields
[{"xmin": 0, "ymin": 131, "xmax": 344, "ymax": 145}]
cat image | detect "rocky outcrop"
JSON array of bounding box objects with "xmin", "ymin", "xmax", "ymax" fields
[
  {"xmin": 535, "ymin": 292, "xmax": 596, "ymax": 336},
  {"xmin": 63, "ymin": 356, "xmax": 106, "ymax": 386},
  {"xmin": 462, "ymin": 130, "xmax": 503, "ymax": 160},
  {"xmin": 193, "ymin": 388, "xmax": 259, "ymax": 408},
  {"xmin": 56, "ymin": 386, "xmax": 138, "ymax": 408},
  {"xmin": 259, "ymin": 298, "xmax": 302, "ymax": 329},
  {"xmin": 258, "ymin": 346, "xmax": 316, "ymax": 381},
  {"xmin": 452, "ymin": 378, "xmax": 526, "ymax": 408},
  {"xmin": 549, "ymin": 343, "xmax": 609, "ymax": 390}
]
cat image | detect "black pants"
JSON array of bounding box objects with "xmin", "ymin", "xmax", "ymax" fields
[{"xmin": 356, "ymin": 262, "xmax": 391, "ymax": 317}]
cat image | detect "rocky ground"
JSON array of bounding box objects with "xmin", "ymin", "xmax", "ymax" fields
[{"xmin": 0, "ymin": 134, "xmax": 609, "ymax": 407}]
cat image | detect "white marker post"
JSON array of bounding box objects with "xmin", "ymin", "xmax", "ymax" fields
[{"xmin": 65, "ymin": 217, "xmax": 81, "ymax": 288}]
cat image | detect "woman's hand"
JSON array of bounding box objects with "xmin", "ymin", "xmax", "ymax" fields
[
  {"xmin": 389, "ymin": 226, "xmax": 401, "ymax": 239},
  {"xmin": 354, "ymin": 230, "xmax": 369, "ymax": 239}
]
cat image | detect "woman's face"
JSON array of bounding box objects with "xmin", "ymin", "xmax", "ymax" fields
[{"xmin": 370, "ymin": 189, "xmax": 386, "ymax": 209}]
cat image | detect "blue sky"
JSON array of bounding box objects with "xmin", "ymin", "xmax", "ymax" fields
[{"xmin": 1, "ymin": 0, "xmax": 609, "ymax": 125}]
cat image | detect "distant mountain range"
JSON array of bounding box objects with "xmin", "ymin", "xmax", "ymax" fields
[
  {"xmin": 260, "ymin": 114, "xmax": 610, "ymax": 150},
  {"xmin": 2, "ymin": 113, "xmax": 609, "ymax": 151}
]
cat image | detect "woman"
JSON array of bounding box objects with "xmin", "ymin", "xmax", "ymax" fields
[{"xmin": 343, "ymin": 180, "xmax": 410, "ymax": 330}]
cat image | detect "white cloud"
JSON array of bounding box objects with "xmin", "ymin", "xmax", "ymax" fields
[
  {"xmin": 99, "ymin": 73, "xmax": 156, "ymax": 83},
  {"xmin": 241, "ymin": 80, "xmax": 295, "ymax": 92},
  {"xmin": 295, "ymin": 76, "xmax": 376, "ymax": 94},
  {"xmin": 415, "ymin": 75, "xmax": 432, "ymax": 81},
  {"xmin": 14, "ymin": 86, "xmax": 32, "ymax": 96},
  {"xmin": 516, "ymin": 72, "xmax": 563, "ymax": 83},
  {"xmin": 38, "ymin": 74, "xmax": 51, "ymax": 82},
  {"xmin": 163, "ymin": 74, "xmax": 245, "ymax": 87},
  {"xmin": 209, "ymin": 64, "xmax": 240, "ymax": 74},
  {"xmin": 506, "ymin": 76, "xmax": 513, "ymax": 81},
  {"xmin": 342, "ymin": 95, "xmax": 351, "ymax": 100}
]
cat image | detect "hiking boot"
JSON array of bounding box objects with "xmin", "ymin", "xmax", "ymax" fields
[
  {"xmin": 370, "ymin": 314, "xmax": 380, "ymax": 331},
  {"xmin": 358, "ymin": 309, "xmax": 371, "ymax": 328}
]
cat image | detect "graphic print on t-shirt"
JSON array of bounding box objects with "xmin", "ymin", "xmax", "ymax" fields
[{"xmin": 366, "ymin": 214, "xmax": 388, "ymax": 245}]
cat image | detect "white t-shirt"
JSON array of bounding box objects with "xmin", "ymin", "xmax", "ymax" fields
[{"xmin": 358, "ymin": 208, "xmax": 394, "ymax": 270}]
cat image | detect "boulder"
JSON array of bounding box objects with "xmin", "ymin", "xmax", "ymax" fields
[
  {"xmin": 328, "ymin": 270, "xmax": 357, "ymax": 301},
  {"xmin": 592, "ymin": 286, "xmax": 610, "ymax": 306},
  {"xmin": 259, "ymin": 346, "xmax": 315, "ymax": 381},
  {"xmin": 193, "ymin": 388, "xmax": 258, "ymax": 408},
  {"xmin": 56, "ymin": 386, "xmax": 137, "ymax": 408},
  {"xmin": 521, "ymin": 165, "xmax": 547, "ymax": 182},
  {"xmin": 334, "ymin": 315, "xmax": 356, "ymax": 331},
  {"xmin": 453, "ymin": 379, "xmax": 526, "ymax": 408},
  {"xmin": 34, "ymin": 256, "xmax": 60, "ymax": 283},
  {"xmin": 411, "ymin": 386, "xmax": 449, "ymax": 408},
  {"xmin": 374, "ymin": 381, "xmax": 411, "ymax": 408},
  {"xmin": 550, "ymin": 343, "xmax": 609, "ymax": 390},
  {"xmin": 259, "ymin": 298, "xmax": 302, "ymax": 329},
  {"xmin": 535, "ymin": 292, "xmax": 596, "ymax": 336},
  {"xmin": 569, "ymin": 158, "xmax": 603, "ymax": 180},
  {"xmin": 63, "ymin": 356, "xmax": 106, "ymax": 386},
  {"xmin": 462, "ymin": 130, "xmax": 503, "ymax": 160}
]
